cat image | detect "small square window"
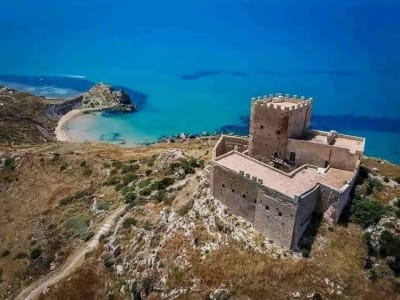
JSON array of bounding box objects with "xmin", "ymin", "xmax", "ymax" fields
[
  {"xmin": 278, "ymin": 212, "xmax": 282, "ymax": 216},
  {"xmin": 232, "ymin": 189, "xmax": 235, "ymax": 193},
  {"xmin": 260, "ymin": 125, "xmax": 264, "ymax": 129},
  {"xmin": 222, "ymin": 184, "xmax": 225, "ymax": 188},
  {"xmin": 242, "ymin": 194, "xmax": 247, "ymax": 198},
  {"xmin": 265, "ymin": 205, "xmax": 269, "ymax": 210}
]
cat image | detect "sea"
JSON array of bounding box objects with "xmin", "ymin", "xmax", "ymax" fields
[{"xmin": 1, "ymin": 0, "xmax": 400, "ymax": 163}]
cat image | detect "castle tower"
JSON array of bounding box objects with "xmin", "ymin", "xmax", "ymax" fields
[{"xmin": 248, "ymin": 94, "xmax": 312, "ymax": 163}]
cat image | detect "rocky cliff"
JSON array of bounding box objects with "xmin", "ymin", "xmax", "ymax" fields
[{"xmin": 81, "ymin": 83, "xmax": 135, "ymax": 111}]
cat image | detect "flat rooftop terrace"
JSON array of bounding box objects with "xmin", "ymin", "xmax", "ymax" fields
[
  {"xmin": 301, "ymin": 131, "xmax": 364, "ymax": 153},
  {"xmin": 215, "ymin": 152, "xmax": 355, "ymax": 198}
]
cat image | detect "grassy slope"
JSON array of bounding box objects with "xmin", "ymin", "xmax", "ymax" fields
[{"xmin": 0, "ymin": 87, "xmax": 56, "ymax": 144}]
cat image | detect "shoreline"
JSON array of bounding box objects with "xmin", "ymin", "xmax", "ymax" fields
[{"xmin": 55, "ymin": 109, "xmax": 86, "ymax": 142}]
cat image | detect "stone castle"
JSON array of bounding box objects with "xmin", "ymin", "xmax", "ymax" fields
[{"xmin": 210, "ymin": 93, "xmax": 365, "ymax": 250}]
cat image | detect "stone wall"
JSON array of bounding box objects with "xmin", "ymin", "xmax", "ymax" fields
[
  {"xmin": 292, "ymin": 185, "xmax": 319, "ymax": 248},
  {"xmin": 211, "ymin": 161, "xmax": 301, "ymax": 249},
  {"xmin": 212, "ymin": 135, "xmax": 249, "ymax": 159},
  {"xmin": 287, "ymin": 138, "xmax": 360, "ymax": 170},
  {"xmin": 287, "ymin": 104, "xmax": 312, "ymax": 138},
  {"xmin": 335, "ymin": 166, "xmax": 359, "ymax": 222},
  {"xmin": 248, "ymin": 101, "xmax": 290, "ymax": 162},
  {"xmin": 211, "ymin": 163, "xmax": 257, "ymax": 222},
  {"xmin": 254, "ymin": 186, "xmax": 298, "ymax": 249}
]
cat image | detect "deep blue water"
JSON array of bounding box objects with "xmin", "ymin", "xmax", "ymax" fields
[{"xmin": 0, "ymin": 0, "xmax": 400, "ymax": 162}]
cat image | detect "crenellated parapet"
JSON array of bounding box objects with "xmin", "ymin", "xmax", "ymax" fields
[{"xmin": 251, "ymin": 93, "xmax": 312, "ymax": 112}]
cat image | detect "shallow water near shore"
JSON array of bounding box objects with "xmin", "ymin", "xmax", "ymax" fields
[{"xmin": 1, "ymin": 1, "xmax": 400, "ymax": 162}]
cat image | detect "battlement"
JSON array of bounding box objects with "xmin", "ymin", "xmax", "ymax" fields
[{"xmin": 251, "ymin": 93, "xmax": 312, "ymax": 112}]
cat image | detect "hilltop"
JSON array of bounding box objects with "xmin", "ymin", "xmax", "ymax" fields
[{"xmin": 0, "ymin": 88, "xmax": 399, "ymax": 299}]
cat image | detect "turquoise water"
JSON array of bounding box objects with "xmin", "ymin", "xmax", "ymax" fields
[{"xmin": 0, "ymin": 1, "xmax": 399, "ymax": 162}]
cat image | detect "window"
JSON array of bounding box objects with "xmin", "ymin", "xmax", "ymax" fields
[
  {"xmin": 242, "ymin": 194, "xmax": 247, "ymax": 198},
  {"xmin": 232, "ymin": 189, "xmax": 235, "ymax": 193},
  {"xmin": 278, "ymin": 212, "xmax": 282, "ymax": 216},
  {"xmin": 289, "ymin": 152, "xmax": 296, "ymax": 162},
  {"xmin": 222, "ymin": 184, "xmax": 225, "ymax": 188},
  {"xmin": 276, "ymin": 130, "xmax": 281, "ymax": 135},
  {"xmin": 260, "ymin": 125, "xmax": 264, "ymax": 129},
  {"xmin": 273, "ymin": 152, "xmax": 279, "ymax": 158},
  {"xmin": 253, "ymin": 199, "xmax": 257, "ymax": 204},
  {"xmin": 265, "ymin": 205, "xmax": 269, "ymax": 210}
]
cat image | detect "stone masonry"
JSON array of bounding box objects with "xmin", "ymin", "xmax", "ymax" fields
[{"xmin": 210, "ymin": 93, "xmax": 365, "ymax": 250}]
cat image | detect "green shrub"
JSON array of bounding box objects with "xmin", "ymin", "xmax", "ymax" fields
[
  {"xmin": 139, "ymin": 188, "xmax": 151, "ymax": 196},
  {"xmin": 103, "ymin": 258, "xmax": 114, "ymax": 268},
  {"xmin": 178, "ymin": 199, "xmax": 194, "ymax": 216},
  {"xmin": 147, "ymin": 154, "xmax": 158, "ymax": 167},
  {"xmin": 301, "ymin": 248, "xmax": 310, "ymax": 258},
  {"xmin": 379, "ymin": 230, "xmax": 400, "ymax": 257},
  {"xmin": 15, "ymin": 251, "xmax": 27, "ymax": 259},
  {"xmin": 393, "ymin": 176, "xmax": 400, "ymax": 184},
  {"xmin": 112, "ymin": 161, "xmax": 123, "ymax": 169},
  {"xmin": 82, "ymin": 167, "xmax": 92, "ymax": 176},
  {"xmin": 142, "ymin": 276, "xmax": 154, "ymax": 295},
  {"xmin": 1, "ymin": 249, "xmax": 10, "ymax": 257},
  {"xmin": 154, "ymin": 190, "xmax": 167, "ymax": 202},
  {"xmin": 30, "ymin": 247, "xmax": 41, "ymax": 260},
  {"xmin": 4, "ymin": 157, "xmax": 15, "ymax": 170},
  {"xmin": 59, "ymin": 190, "xmax": 91, "ymax": 206},
  {"xmin": 122, "ymin": 217, "xmax": 137, "ymax": 228},
  {"xmin": 125, "ymin": 192, "xmax": 137, "ymax": 204},
  {"xmin": 138, "ymin": 178, "xmax": 151, "ymax": 188},
  {"xmin": 103, "ymin": 177, "xmax": 119, "ymax": 186},
  {"xmin": 145, "ymin": 169, "xmax": 152, "ymax": 176},
  {"xmin": 60, "ymin": 163, "xmax": 68, "ymax": 171},
  {"xmin": 122, "ymin": 173, "xmax": 138, "ymax": 185},
  {"xmin": 114, "ymin": 183, "xmax": 123, "ymax": 191},
  {"xmin": 150, "ymin": 178, "xmax": 174, "ymax": 191},
  {"xmin": 97, "ymin": 201, "xmax": 110, "ymax": 211},
  {"xmin": 122, "ymin": 164, "xmax": 140, "ymax": 174},
  {"xmin": 65, "ymin": 216, "xmax": 92, "ymax": 240},
  {"xmin": 350, "ymin": 198, "xmax": 387, "ymax": 228}
]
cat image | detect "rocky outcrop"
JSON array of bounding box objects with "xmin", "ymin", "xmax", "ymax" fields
[{"xmin": 81, "ymin": 83, "xmax": 135, "ymax": 111}]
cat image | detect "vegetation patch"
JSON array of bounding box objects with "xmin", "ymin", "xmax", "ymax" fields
[
  {"xmin": 350, "ymin": 198, "xmax": 388, "ymax": 228},
  {"xmin": 59, "ymin": 190, "xmax": 92, "ymax": 206},
  {"xmin": 65, "ymin": 216, "xmax": 93, "ymax": 241}
]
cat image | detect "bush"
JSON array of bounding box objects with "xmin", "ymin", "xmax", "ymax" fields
[
  {"xmin": 350, "ymin": 198, "xmax": 387, "ymax": 228},
  {"xmin": 59, "ymin": 190, "xmax": 91, "ymax": 206},
  {"xmin": 154, "ymin": 190, "xmax": 167, "ymax": 202},
  {"xmin": 112, "ymin": 161, "xmax": 123, "ymax": 169},
  {"xmin": 1, "ymin": 249, "xmax": 10, "ymax": 257},
  {"xmin": 147, "ymin": 154, "xmax": 158, "ymax": 167},
  {"xmin": 122, "ymin": 217, "xmax": 136, "ymax": 228},
  {"xmin": 149, "ymin": 178, "xmax": 174, "ymax": 191},
  {"xmin": 30, "ymin": 247, "xmax": 41, "ymax": 260},
  {"xmin": 301, "ymin": 248, "xmax": 310, "ymax": 258},
  {"xmin": 393, "ymin": 176, "xmax": 400, "ymax": 184},
  {"xmin": 65, "ymin": 216, "xmax": 92, "ymax": 240},
  {"xmin": 4, "ymin": 157, "xmax": 15, "ymax": 170},
  {"xmin": 103, "ymin": 258, "xmax": 114, "ymax": 268},
  {"xmin": 96, "ymin": 201, "xmax": 110, "ymax": 211},
  {"xmin": 145, "ymin": 169, "xmax": 152, "ymax": 176},
  {"xmin": 125, "ymin": 192, "xmax": 137, "ymax": 204},
  {"xmin": 15, "ymin": 251, "xmax": 27, "ymax": 259},
  {"xmin": 103, "ymin": 177, "xmax": 119, "ymax": 186},
  {"xmin": 122, "ymin": 173, "xmax": 138, "ymax": 185},
  {"xmin": 178, "ymin": 199, "xmax": 194, "ymax": 216},
  {"xmin": 138, "ymin": 178, "xmax": 151, "ymax": 188},
  {"xmin": 139, "ymin": 188, "xmax": 151, "ymax": 196},
  {"xmin": 122, "ymin": 164, "xmax": 140, "ymax": 174},
  {"xmin": 60, "ymin": 163, "xmax": 68, "ymax": 171}
]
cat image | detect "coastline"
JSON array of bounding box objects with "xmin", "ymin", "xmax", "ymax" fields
[{"xmin": 55, "ymin": 109, "xmax": 88, "ymax": 142}]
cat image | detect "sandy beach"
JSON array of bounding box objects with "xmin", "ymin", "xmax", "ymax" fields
[{"xmin": 55, "ymin": 109, "xmax": 86, "ymax": 142}]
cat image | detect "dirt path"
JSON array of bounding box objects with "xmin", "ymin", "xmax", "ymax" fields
[{"xmin": 15, "ymin": 205, "xmax": 128, "ymax": 300}]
